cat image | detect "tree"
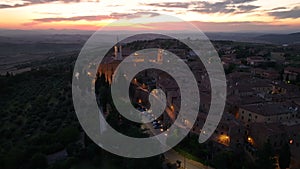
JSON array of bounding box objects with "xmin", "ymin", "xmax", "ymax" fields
[
  {"xmin": 279, "ymin": 144, "xmax": 291, "ymax": 169},
  {"xmin": 124, "ymin": 156, "xmax": 163, "ymax": 169},
  {"xmin": 225, "ymin": 63, "xmax": 236, "ymax": 74},
  {"xmin": 256, "ymin": 142, "xmax": 276, "ymax": 169},
  {"xmin": 66, "ymin": 142, "xmax": 82, "ymax": 157},
  {"xmin": 30, "ymin": 153, "xmax": 48, "ymax": 169},
  {"xmin": 3, "ymin": 148, "xmax": 26, "ymax": 169},
  {"xmin": 6, "ymin": 71, "xmax": 11, "ymax": 77},
  {"xmin": 57, "ymin": 126, "xmax": 80, "ymax": 145}
]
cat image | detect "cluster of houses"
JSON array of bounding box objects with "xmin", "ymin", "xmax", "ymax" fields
[{"xmin": 98, "ymin": 39, "xmax": 300, "ymax": 169}]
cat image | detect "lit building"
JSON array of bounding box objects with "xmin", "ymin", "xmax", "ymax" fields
[
  {"xmin": 238, "ymin": 102, "xmax": 299, "ymax": 124},
  {"xmin": 191, "ymin": 112, "xmax": 246, "ymax": 149}
]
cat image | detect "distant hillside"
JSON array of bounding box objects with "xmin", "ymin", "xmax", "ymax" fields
[
  {"xmin": 1, "ymin": 29, "xmax": 300, "ymax": 45},
  {"xmin": 206, "ymin": 32, "xmax": 264, "ymax": 42},
  {"xmin": 254, "ymin": 32, "xmax": 300, "ymax": 45}
]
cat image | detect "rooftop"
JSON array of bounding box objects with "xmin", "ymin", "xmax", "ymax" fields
[
  {"xmin": 285, "ymin": 66, "xmax": 300, "ymax": 74},
  {"xmin": 250, "ymin": 122, "xmax": 286, "ymax": 136},
  {"xmin": 227, "ymin": 94, "xmax": 265, "ymax": 105},
  {"xmin": 240, "ymin": 102, "xmax": 298, "ymax": 116}
]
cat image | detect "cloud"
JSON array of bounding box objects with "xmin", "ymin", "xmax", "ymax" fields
[
  {"xmin": 145, "ymin": 2, "xmax": 191, "ymax": 8},
  {"xmin": 226, "ymin": 0, "xmax": 256, "ymax": 4},
  {"xmin": 110, "ymin": 12, "xmax": 160, "ymax": 19},
  {"xmin": 145, "ymin": 0, "xmax": 259, "ymax": 14},
  {"xmin": 269, "ymin": 6, "xmax": 300, "ymax": 19},
  {"xmin": 191, "ymin": 1, "xmax": 236, "ymax": 14},
  {"xmin": 190, "ymin": 1, "xmax": 259, "ymax": 14},
  {"xmin": 238, "ymin": 5, "xmax": 260, "ymax": 12},
  {"xmin": 29, "ymin": 12, "xmax": 160, "ymax": 23},
  {"xmin": 0, "ymin": 0, "xmax": 98, "ymax": 9},
  {"xmin": 33, "ymin": 15, "xmax": 111, "ymax": 22},
  {"xmin": 0, "ymin": 3, "xmax": 30, "ymax": 8},
  {"xmin": 271, "ymin": 7, "xmax": 287, "ymax": 10}
]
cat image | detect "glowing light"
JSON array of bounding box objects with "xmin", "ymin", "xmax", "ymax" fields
[
  {"xmin": 170, "ymin": 105, "xmax": 174, "ymax": 111},
  {"xmin": 138, "ymin": 99, "xmax": 142, "ymax": 104},
  {"xmin": 219, "ymin": 135, "xmax": 230, "ymax": 146},
  {"xmin": 290, "ymin": 139, "xmax": 293, "ymax": 144},
  {"xmin": 247, "ymin": 136, "xmax": 254, "ymax": 145}
]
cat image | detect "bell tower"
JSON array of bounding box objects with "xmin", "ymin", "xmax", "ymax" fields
[
  {"xmin": 157, "ymin": 48, "xmax": 163, "ymax": 63},
  {"xmin": 114, "ymin": 36, "xmax": 123, "ymax": 60}
]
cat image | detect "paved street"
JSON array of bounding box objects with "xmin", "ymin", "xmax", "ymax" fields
[
  {"xmin": 142, "ymin": 117, "xmax": 214, "ymax": 169},
  {"xmin": 164, "ymin": 149, "xmax": 213, "ymax": 169}
]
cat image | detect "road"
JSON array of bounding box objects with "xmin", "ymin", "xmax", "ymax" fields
[
  {"xmin": 164, "ymin": 149, "xmax": 213, "ymax": 169},
  {"xmin": 142, "ymin": 118, "xmax": 213, "ymax": 169},
  {"xmin": 135, "ymin": 81, "xmax": 213, "ymax": 169}
]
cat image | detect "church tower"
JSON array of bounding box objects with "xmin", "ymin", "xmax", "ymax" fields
[
  {"xmin": 157, "ymin": 48, "xmax": 163, "ymax": 63},
  {"xmin": 114, "ymin": 36, "xmax": 123, "ymax": 60}
]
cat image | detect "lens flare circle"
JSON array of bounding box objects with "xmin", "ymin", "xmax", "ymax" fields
[{"xmin": 72, "ymin": 14, "xmax": 226, "ymax": 158}]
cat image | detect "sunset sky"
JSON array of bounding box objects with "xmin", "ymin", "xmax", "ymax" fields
[{"xmin": 0, "ymin": 0, "xmax": 299, "ymax": 32}]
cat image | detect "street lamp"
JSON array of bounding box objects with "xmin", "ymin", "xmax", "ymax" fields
[{"xmin": 171, "ymin": 105, "xmax": 174, "ymax": 111}]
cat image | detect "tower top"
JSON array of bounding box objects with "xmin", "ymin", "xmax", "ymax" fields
[
  {"xmin": 114, "ymin": 35, "xmax": 122, "ymax": 60},
  {"xmin": 157, "ymin": 48, "xmax": 163, "ymax": 63}
]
